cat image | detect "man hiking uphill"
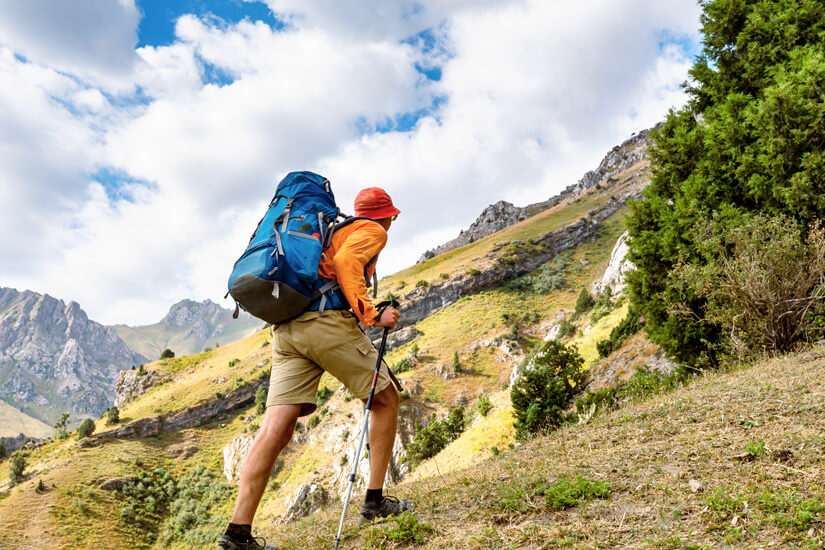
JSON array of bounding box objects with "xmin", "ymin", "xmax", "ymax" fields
[{"xmin": 219, "ymin": 186, "xmax": 413, "ymax": 550}]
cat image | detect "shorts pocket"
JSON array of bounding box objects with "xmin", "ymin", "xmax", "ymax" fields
[{"xmin": 353, "ymin": 335, "xmax": 374, "ymax": 356}]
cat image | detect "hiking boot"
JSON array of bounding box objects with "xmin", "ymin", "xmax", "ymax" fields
[
  {"xmin": 217, "ymin": 534, "xmax": 277, "ymax": 550},
  {"xmin": 359, "ymin": 495, "xmax": 415, "ymax": 525}
]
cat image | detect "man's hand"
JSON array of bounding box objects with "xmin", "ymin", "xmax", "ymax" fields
[{"xmin": 374, "ymin": 307, "xmax": 400, "ymax": 329}]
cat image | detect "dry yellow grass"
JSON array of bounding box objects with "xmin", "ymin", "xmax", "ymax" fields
[{"xmin": 267, "ymin": 345, "xmax": 825, "ymax": 550}]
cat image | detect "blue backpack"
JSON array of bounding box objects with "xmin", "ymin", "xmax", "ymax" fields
[{"xmin": 227, "ymin": 171, "xmax": 377, "ymax": 324}]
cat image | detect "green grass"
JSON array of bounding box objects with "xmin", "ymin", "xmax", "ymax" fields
[
  {"xmin": 362, "ymin": 512, "xmax": 434, "ymax": 549},
  {"xmin": 496, "ymin": 474, "xmax": 611, "ymax": 513}
]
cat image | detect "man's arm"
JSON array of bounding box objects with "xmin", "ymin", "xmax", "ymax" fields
[{"xmin": 333, "ymin": 223, "xmax": 387, "ymax": 327}]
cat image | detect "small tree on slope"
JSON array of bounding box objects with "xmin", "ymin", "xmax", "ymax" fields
[{"xmin": 511, "ymin": 340, "xmax": 585, "ymax": 440}]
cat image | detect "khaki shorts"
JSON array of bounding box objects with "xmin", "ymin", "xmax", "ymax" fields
[{"xmin": 266, "ymin": 309, "xmax": 392, "ymax": 416}]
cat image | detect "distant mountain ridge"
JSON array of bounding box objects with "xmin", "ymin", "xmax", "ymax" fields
[
  {"xmin": 0, "ymin": 287, "xmax": 146, "ymax": 427},
  {"xmin": 112, "ymin": 299, "xmax": 262, "ymax": 360},
  {"xmin": 419, "ymin": 128, "xmax": 654, "ymax": 261}
]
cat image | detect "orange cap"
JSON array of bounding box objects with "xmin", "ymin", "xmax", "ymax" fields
[{"xmin": 354, "ymin": 187, "xmax": 401, "ymax": 220}]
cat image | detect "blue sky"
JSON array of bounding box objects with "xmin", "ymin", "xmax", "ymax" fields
[
  {"xmin": 0, "ymin": 0, "xmax": 703, "ymax": 325},
  {"xmin": 136, "ymin": 0, "xmax": 283, "ymax": 47}
]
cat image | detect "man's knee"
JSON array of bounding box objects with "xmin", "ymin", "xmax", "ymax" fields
[
  {"xmin": 372, "ymin": 384, "xmax": 399, "ymax": 412},
  {"xmin": 261, "ymin": 404, "xmax": 301, "ymax": 446}
]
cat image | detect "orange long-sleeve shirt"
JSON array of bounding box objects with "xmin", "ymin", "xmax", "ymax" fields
[{"xmin": 318, "ymin": 219, "xmax": 387, "ymax": 327}]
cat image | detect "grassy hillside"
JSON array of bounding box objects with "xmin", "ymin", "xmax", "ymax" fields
[
  {"xmin": 0, "ymin": 400, "xmax": 52, "ymax": 439},
  {"xmin": 270, "ymin": 346, "xmax": 825, "ymax": 549}
]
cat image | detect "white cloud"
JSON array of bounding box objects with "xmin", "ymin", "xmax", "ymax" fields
[
  {"xmin": 0, "ymin": 0, "xmax": 141, "ymax": 87},
  {"xmin": 0, "ymin": 0, "xmax": 702, "ymax": 325}
]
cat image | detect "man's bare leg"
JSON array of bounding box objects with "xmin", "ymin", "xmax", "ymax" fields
[
  {"xmin": 230, "ymin": 403, "xmax": 302, "ymax": 524},
  {"xmin": 364, "ymin": 384, "xmax": 400, "ymax": 490}
]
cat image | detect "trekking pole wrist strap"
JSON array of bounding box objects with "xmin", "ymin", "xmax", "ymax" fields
[{"xmin": 374, "ymin": 299, "xmax": 400, "ymax": 321}]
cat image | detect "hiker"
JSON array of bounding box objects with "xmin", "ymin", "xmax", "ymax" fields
[{"xmin": 218, "ymin": 187, "xmax": 413, "ymax": 550}]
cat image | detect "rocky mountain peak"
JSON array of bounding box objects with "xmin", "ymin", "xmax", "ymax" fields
[
  {"xmin": 161, "ymin": 298, "xmax": 225, "ymax": 327},
  {"xmin": 0, "ymin": 287, "xmax": 146, "ymax": 427}
]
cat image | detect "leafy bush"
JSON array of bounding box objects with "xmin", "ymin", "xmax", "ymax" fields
[
  {"xmin": 505, "ymin": 252, "xmax": 570, "ymax": 294},
  {"xmin": 670, "ymin": 215, "xmax": 825, "ymax": 357},
  {"xmin": 76, "ymin": 418, "xmax": 95, "ymax": 439},
  {"xmin": 160, "ymin": 349, "xmax": 175, "ymax": 359},
  {"xmin": 393, "ymin": 357, "xmax": 415, "ymax": 373},
  {"xmin": 137, "ymin": 364, "xmax": 146, "ymax": 376},
  {"xmin": 405, "ymin": 407, "xmax": 466, "ymax": 466},
  {"xmin": 308, "ymin": 415, "xmax": 320, "ymax": 428},
  {"xmin": 596, "ymin": 305, "xmax": 643, "ymax": 358},
  {"xmin": 316, "ymin": 385, "xmax": 334, "ymax": 405},
  {"xmin": 228, "ymin": 358, "xmax": 240, "ymax": 367},
  {"xmin": 9, "ymin": 451, "xmax": 26, "ymax": 484},
  {"xmin": 415, "ymin": 280, "xmax": 430, "ymax": 288},
  {"xmin": 36, "ymin": 479, "xmax": 46, "ymax": 493},
  {"xmin": 476, "ymin": 395, "xmax": 493, "ymax": 417},
  {"xmin": 575, "ymin": 289, "xmax": 595, "ymax": 316},
  {"xmin": 511, "ymin": 340, "xmax": 585, "ymax": 440},
  {"xmin": 119, "ymin": 465, "xmax": 233, "ymax": 545},
  {"xmin": 439, "ymin": 272, "xmax": 449, "ymax": 279},
  {"xmin": 556, "ymin": 317, "xmax": 577, "ymax": 339},
  {"xmin": 119, "ymin": 469, "xmax": 177, "ymax": 526},
  {"xmin": 161, "ymin": 465, "xmax": 233, "ymax": 545},
  {"xmin": 103, "ymin": 406, "xmax": 120, "ymax": 426},
  {"xmin": 589, "ymin": 288, "xmax": 614, "ymax": 324},
  {"xmin": 254, "ymin": 386, "xmax": 267, "ymax": 415},
  {"xmin": 215, "ymin": 392, "xmax": 225, "ymax": 400},
  {"xmin": 467, "ymin": 268, "xmax": 481, "ymax": 276}
]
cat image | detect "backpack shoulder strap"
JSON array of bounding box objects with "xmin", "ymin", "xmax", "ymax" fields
[{"xmin": 326, "ymin": 216, "xmax": 382, "ymax": 299}]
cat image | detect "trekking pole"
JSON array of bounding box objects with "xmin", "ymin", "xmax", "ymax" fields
[{"xmin": 334, "ymin": 299, "xmax": 399, "ymax": 550}]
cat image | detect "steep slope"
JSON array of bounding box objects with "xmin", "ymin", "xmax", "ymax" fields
[
  {"xmin": 0, "ymin": 288, "xmax": 146, "ymax": 426},
  {"xmin": 270, "ymin": 346, "xmax": 825, "ymax": 549},
  {"xmin": 112, "ymin": 299, "xmax": 262, "ymax": 360}
]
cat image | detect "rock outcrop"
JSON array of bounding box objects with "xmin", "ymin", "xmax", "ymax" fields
[
  {"xmin": 280, "ymin": 480, "xmax": 330, "ymax": 523},
  {"xmin": 223, "ymin": 433, "xmax": 255, "ymax": 481},
  {"xmin": 585, "ymin": 333, "xmax": 678, "ymax": 393},
  {"xmin": 90, "ymin": 378, "xmax": 267, "ymax": 442},
  {"xmin": 114, "ymin": 368, "xmax": 170, "ymax": 409},
  {"xmin": 592, "ymin": 231, "xmax": 635, "ymax": 298},
  {"xmin": 0, "ymin": 288, "xmax": 146, "ymax": 425},
  {"xmin": 418, "ymin": 201, "xmax": 528, "ymax": 262},
  {"xmin": 0, "ymin": 433, "xmax": 44, "ymax": 453}
]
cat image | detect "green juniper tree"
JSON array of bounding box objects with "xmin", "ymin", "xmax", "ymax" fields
[
  {"xmin": 511, "ymin": 340, "xmax": 585, "ymax": 440},
  {"xmin": 9, "ymin": 451, "xmax": 26, "ymax": 485},
  {"xmin": 627, "ymin": 0, "xmax": 825, "ymax": 365}
]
